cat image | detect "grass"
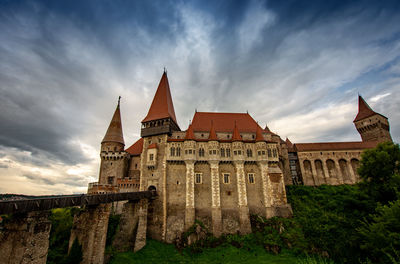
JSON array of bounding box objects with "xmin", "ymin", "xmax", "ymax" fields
[{"xmin": 110, "ymin": 239, "xmax": 305, "ymax": 264}]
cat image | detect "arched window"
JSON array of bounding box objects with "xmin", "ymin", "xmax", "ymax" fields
[
  {"xmin": 170, "ymin": 147, "xmax": 175, "ymax": 156},
  {"xmin": 176, "ymin": 147, "xmax": 181, "ymax": 156}
]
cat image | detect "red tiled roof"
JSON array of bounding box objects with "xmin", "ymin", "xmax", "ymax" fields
[
  {"xmin": 285, "ymin": 138, "xmax": 293, "ymax": 148},
  {"xmin": 148, "ymin": 143, "xmax": 157, "ymax": 149},
  {"xmin": 167, "ymin": 138, "xmax": 185, "ymax": 142},
  {"xmin": 255, "ymin": 124, "xmax": 264, "ymax": 142},
  {"xmin": 232, "ymin": 122, "xmax": 242, "ymax": 141},
  {"xmin": 185, "ymin": 123, "xmax": 195, "ymax": 140},
  {"xmin": 353, "ymin": 95, "xmax": 378, "ymax": 122},
  {"xmin": 208, "ymin": 121, "xmax": 218, "ymax": 140},
  {"xmin": 264, "ymin": 124, "xmax": 271, "ymax": 132},
  {"xmin": 191, "ymin": 112, "xmax": 262, "ymax": 133},
  {"xmin": 142, "ymin": 72, "xmax": 178, "ymax": 125},
  {"xmin": 125, "ymin": 138, "xmax": 143, "ymax": 155},
  {"xmin": 102, "ymin": 103, "xmax": 124, "ymax": 145},
  {"xmin": 294, "ymin": 141, "xmax": 378, "ymax": 152}
]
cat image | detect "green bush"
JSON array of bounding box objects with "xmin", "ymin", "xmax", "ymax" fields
[
  {"xmin": 47, "ymin": 207, "xmax": 80, "ymax": 264},
  {"xmin": 358, "ymin": 199, "xmax": 400, "ymax": 263}
]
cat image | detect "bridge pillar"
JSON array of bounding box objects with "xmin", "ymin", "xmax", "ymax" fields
[
  {"xmin": 69, "ymin": 203, "xmax": 111, "ymax": 264},
  {"xmin": 112, "ymin": 201, "xmax": 140, "ymax": 251},
  {"xmin": 133, "ymin": 198, "xmax": 148, "ymax": 252},
  {"xmin": 0, "ymin": 211, "xmax": 51, "ymax": 264}
]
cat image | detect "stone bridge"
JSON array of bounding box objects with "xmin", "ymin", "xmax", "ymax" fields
[{"xmin": 0, "ymin": 191, "xmax": 157, "ymax": 264}]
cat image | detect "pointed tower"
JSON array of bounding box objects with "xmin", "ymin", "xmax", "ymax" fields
[
  {"xmin": 141, "ymin": 71, "xmax": 180, "ymax": 137},
  {"xmin": 208, "ymin": 121, "xmax": 218, "ymax": 141},
  {"xmin": 101, "ymin": 97, "xmax": 125, "ymax": 152},
  {"xmin": 255, "ymin": 124, "xmax": 264, "ymax": 142},
  {"xmin": 353, "ymin": 95, "xmax": 392, "ymax": 143},
  {"xmin": 99, "ymin": 98, "xmax": 128, "ymax": 187}
]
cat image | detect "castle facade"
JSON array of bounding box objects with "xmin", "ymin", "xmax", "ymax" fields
[{"xmin": 89, "ymin": 71, "xmax": 392, "ymax": 242}]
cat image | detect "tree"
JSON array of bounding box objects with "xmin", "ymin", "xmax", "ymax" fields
[
  {"xmin": 358, "ymin": 199, "xmax": 400, "ymax": 263},
  {"xmin": 62, "ymin": 238, "xmax": 83, "ymax": 264},
  {"xmin": 358, "ymin": 142, "xmax": 400, "ymax": 204}
]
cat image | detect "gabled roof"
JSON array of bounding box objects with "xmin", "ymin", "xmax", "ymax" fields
[
  {"xmin": 294, "ymin": 141, "xmax": 378, "ymax": 152},
  {"xmin": 208, "ymin": 121, "xmax": 218, "ymax": 141},
  {"xmin": 353, "ymin": 95, "xmax": 380, "ymax": 122},
  {"xmin": 125, "ymin": 138, "xmax": 143, "ymax": 155},
  {"xmin": 264, "ymin": 124, "xmax": 271, "ymax": 132},
  {"xmin": 184, "ymin": 123, "xmax": 195, "ymax": 140},
  {"xmin": 142, "ymin": 72, "xmax": 178, "ymax": 125},
  {"xmin": 191, "ymin": 112, "xmax": 262, "ymax": 133},
  {"xmin": 102, "ymin": 103, "xmax": 124, "ymax": 145}
]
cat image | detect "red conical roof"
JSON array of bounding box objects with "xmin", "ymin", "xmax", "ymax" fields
[
  {"xmin": 102, "ymin": 102, "xmax": 124, "ymax": 145},
  {"xmin": 208, "ymin": 121, "xmax": 218, "ymax": 141},
  {"xmin": 232, "ymin": 122, "xmax": 242, "ymax": 141},
  {"xmin": 285, "ymin": 138, "xmax": 293, "ymax": 148},
  {"xmin": 255, "ymin": 124, "xmax": 264, "ymax": 142},
  {"xmin": 353, "ymin": 95, "xmax": 377, "ymax": 122},
  {"xmin": 185, "ymin": 123, "xmax": 195, "ymax": 140},
  {"xmin": 142, "ymin": 72, "xmax": 178, "ymax": 125}
]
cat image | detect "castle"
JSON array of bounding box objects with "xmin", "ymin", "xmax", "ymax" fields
[{"xmin": 88, "ymin": 71, "xmax": 392, "ymax": 242}]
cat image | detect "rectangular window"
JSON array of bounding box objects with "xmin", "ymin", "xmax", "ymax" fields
[
  {"xmin": 195, "ymin": 173, "xmax": 202, "ymax": 184},
  {"xmin": 238, "ymin": 150, "xmax": 242, "ymax": 155},
  {"xmin": 258, "ymin": 151, "xmax": 261, "ymax": 155},
  {"xmin": 209, "ymin": 150, "xmax": 212, "ymax": 155},
  {"xmin": 221, "ymin": 148, "xmax": 225, "ymax": 157},
  {"xmin": 213, "ymin": 149, "xmax": 217, "ymax": 155},
  {"xmin": 189, "ymin": 149, "xmax": 192, "ymax": 154},
  {"xmin": 149, "ymin": 154, "xmax": 154, "ymax": 161},
  {"xmin": 267, "ymin": 149, "xmax": 271, "ymax": 157},
  {"xmin": 176, "ymin": 147, "xmax": 181, "ymax": 156},
  {"xmin": 223, "ymin": 173, "xmax": 230, "ymax": 184},
  {"xmin": 234, "ymin": 151, "xmax": 237, "ymax": 155},
  {"xmin": 226, "ymin": 149, "xmax": 231, "ymax": 157},
  {"xmin": 273, "ymin": 149, "xmax": 277, "ymax": 157},
  {"xmin": 248, "ymin": 173, "xmax": 255, "ymax": 184}
]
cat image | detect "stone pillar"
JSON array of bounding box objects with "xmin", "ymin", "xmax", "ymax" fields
[
  {"xmin": 0, "ymin": 211, "xmax": 51, "ymax": 264},
  {"xmin": 322, "ymin": 160, "xmax": 330, "ymax": 184},
  {"xmin": 234, "ymin": 161, "xmax": 252, "ymax": 234},
  {"xmin": 298, "ymin": 158, "xmax": 306, "ymax": 184},
  {"xmin": 69, "ymin": 203, "xmax": 111, "ymax": 264},
  {"xmin": 258, "ymin": 162, "xmax": 273, "ymax": 218},
  {"xmin": 333, "ymin": 159, "xmax": 344, "ymax": 184},
  {"xmin": 185, "ymin": 160, "xmax": 195, "ymax": 230},
  {"xmin": 209, "ymin": 161, "xmax": 222, "ymax": 237},
  {"xmin": 347, "ymin": 160, "xmax": 356, "ymax": 184},
  {"xmin": 134, "ymin": 199, "xmax": 148, "ymax": 252},
  {"xmin": 310, "ymin": 160, "xmax": 319, "ymax": 186},
  {"xmin": 112, "ymin": 201, "xmax": 139, "ymax": 252}
]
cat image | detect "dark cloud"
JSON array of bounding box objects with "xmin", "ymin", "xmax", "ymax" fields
[
  {"xmin": 23, "ymin": 173, "xmax": 56, "ymax": 186},
  {"xmin": 0, "ymin": 0, "xmax": 399, "ymax": 194}
]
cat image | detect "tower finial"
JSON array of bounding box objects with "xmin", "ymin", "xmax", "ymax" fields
[
  {"xmin": 164, "ymin": 67, "xmax": 167, "ymax": 74},
  {"xmin": 118, "ymin": 96, "xmax": 121, "ymax": 107}
]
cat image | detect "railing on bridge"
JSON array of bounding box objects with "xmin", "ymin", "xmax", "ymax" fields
[{"xmin": 0, "ymin": 191, "xmax": 156, "ymax": 215}]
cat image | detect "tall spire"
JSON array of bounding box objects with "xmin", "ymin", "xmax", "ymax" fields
[
  {"xmin": 354, "ymin": 95, "xmax": 378, "ymax": 122},
  {"xmin": 232, "ymin": 121, "xmax": 242, "ymax": 141},
  {"xmin": 142, "ymin": 71, "xmax": 178, "ymax": 125},
  {"xmin": 208, "ymin": 121, "xmax": 218, "ymax": 141},
  {"xmin": 185, "ymin": 123, "xmax": 195, "ymax": 140},
  {"xmin": 102, "ymin": 99, "xmax": 124, "ymax": 145},
  {"xmin": 255, "ymin": 124, "xmax": 264, "ymax": 142}
]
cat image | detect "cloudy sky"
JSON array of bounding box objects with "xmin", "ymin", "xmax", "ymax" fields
[{"xmin": 1, "ymin": 0, "xmax": 399, "ymax": 195}]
